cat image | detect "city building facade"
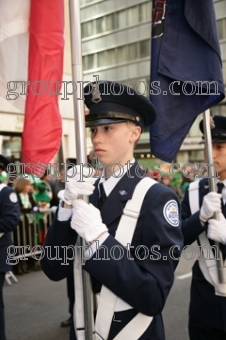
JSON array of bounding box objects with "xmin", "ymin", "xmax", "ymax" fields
[
  {"xmin": 80, "ymin": 0, "xmax": 226, "ymax": 169},
  {"xmin": 0, "ymin": 0, "xmax": 225, "ymax": 170}
]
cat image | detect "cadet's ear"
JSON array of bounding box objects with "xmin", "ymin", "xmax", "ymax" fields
[{"xmin": 129, "ymin": 125, "xmax": 141, "ymax": 144}]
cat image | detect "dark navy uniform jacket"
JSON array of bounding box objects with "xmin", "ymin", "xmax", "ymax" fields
[
  {"xmin": 0, "ymin": 186, "xmax": 20, "ymax": 272},
  {"xmin": 181, "ymin": 178, "xmax": 226, "ymax": 331},
  {"xmin": 41, "ymin": 164, "xmax": 183, "ymax": 340}
]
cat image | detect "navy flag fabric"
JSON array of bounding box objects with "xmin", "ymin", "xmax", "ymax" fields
[{"xmin": 150, "ymin": 0, "xmax": 225, "ymax": 162}]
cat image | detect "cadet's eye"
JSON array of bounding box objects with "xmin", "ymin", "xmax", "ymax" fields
[
  {"xmin": 104, "ymin": 126, "xmax": 111, "ymax": 132},
  {"xmin": 90, "ymin": 128, "xmax": 97, "ymax": 134}
]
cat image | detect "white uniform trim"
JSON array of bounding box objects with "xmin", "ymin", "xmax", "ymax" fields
[
  {"xmin": 95, "ymin": 177, "xmax": 156, "ymax": 340},
  {"xmin": 0, "ymin": 183, "xmax": 7, "ymax": 238},
  {"xmin": 73, "ymin": 236, "xmax": 94, "ymax": 340},
  {"xmin": 188, "ymin": 181, "xmax": 226, "ymax": 296},
  {"xmin": 74, "ymin": 177, "xmax": 157, "ymax": 339}
]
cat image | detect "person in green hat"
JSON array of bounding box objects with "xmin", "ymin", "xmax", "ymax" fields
[{"xmin": 34, "ymin": 181, "xmax": 51, "ymax": 245}]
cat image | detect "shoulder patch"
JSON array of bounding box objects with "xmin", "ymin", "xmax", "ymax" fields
[
  {"xmin": 163, "ymin": 200, "xmax": 179, "ymax": 227},
  {"xmin": 9, "ymin": 192, "xmax": 18, "ymax": 203}
]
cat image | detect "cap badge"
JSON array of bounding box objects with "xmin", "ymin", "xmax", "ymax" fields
[
  {"xmin": 91, "ymin": 84, "xmax": 102, "ymax": 104},
  {"xmin": 210, "ymin": 116, "xmax": 215, "ymax": 129}
]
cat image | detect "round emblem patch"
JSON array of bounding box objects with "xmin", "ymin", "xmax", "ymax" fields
[
  {"xmin": 163, "ymin": 200, "xmax": 179, "ymax": 227},
  {"xmin": 9, "ymin": 192, "xmax": 18, "ymax": 203}
]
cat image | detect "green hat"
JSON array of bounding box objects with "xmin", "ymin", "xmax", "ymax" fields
[{"xmin": 35, "ymin": 182, "xmax": 51, "ymax": 202}]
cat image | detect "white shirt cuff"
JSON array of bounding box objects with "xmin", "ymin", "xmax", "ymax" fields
[
  {"xmin": 84, "ymin": 232, "xmax": 109, "ymax": 260},
  {"xmin": 57, "ymin": 205, "xmax": 72, "ymax": 221}
]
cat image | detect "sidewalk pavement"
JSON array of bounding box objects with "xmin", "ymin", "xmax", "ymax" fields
[{"xmin": 4, "ymin": 269, "xmax": 70, "ymax": 340}]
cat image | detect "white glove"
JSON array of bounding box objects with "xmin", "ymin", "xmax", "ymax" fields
[
  {"xmin": 199, "ymin": 192, "xmax": 222, "ymax": 222},
  {"xmin": 70, "ymin": 199, "xmax": 108, "ymax": 243},
  {"xmin": 58, "ymin": 165, "xmax": 96, "ymax": 205},
  {"xmin": 207, "ymin": 213, "xmax": 226, "ymax": 244}
]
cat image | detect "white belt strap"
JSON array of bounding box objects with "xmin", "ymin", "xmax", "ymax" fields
[
  {"xmin": 0, "ymin": 183, "xmax": 7, "ymax": 238},
  {"xmin": 74, "ymin": 236, "xmax": 95, "ymax": 340},
  {"xmin": 188, "ymin": 180, "xmax": 200, "ymax": 214},
  {"xmin": 198, "ymin": 232, "xmax": 226, "ymax": 296},
  {"xmin": 188, "ymin": 180, "xmax": 226, "ymax": 296},
  {"xmin": 95, "ymin": 177, "xmax": 157, "ymax": 340},
  {"xmin": 73, "ymin": 238, "xmax": 86, "ymax": 340}
]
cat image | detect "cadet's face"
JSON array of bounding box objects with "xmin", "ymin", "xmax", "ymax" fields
[
  {"xmin": 90, "ymin": 122, "xmax": 141, "ymax": 169},
  {"xmin": 212, "ymin": 143, "xmax": 226, "ymax": 180}
]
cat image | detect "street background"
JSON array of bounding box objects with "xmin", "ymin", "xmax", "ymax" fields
[{"xmin": 4, "ymin": 247, "xmax": 196, "ymax": 340}]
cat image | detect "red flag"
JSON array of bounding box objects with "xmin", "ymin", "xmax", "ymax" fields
[{"xmin": 22, "ymin": 0, "xmax": 64, "ymax": 176}]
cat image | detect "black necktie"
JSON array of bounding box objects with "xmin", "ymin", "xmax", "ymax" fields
[
  {"xmin": 98, "ymin": 182, "xmax": 107, "ymax": 208},
  {"xmin": 217, "ymin": 182, "xmax": 224, "ymax": 194},
  {"xmin": 217, "ymin": 182, "xmax": 226, "ymax": 216}
]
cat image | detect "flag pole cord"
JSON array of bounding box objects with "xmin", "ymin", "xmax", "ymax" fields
[
  {"xmin": 69, "ymin": 0, "xmax": 94, "ymax": 338},
  {"xmin": 202, "ymin": 109, "xmax": 225, "ymax": 284}
]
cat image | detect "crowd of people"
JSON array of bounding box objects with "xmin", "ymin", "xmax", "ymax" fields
[
  {"xmin": 142, "ymin": 168, "xmax": 194, "ymax": 201},
  {"xmin": 0, "ymin": 169, "xmax": 65, "ymax": 275}
]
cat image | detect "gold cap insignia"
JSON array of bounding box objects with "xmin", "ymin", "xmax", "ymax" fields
[
  {"xmin": 91, "ymin": 84, "xmax": 102, "ymax": 104},
  {"xmin": 210, "ymin": 116, "xmax": 215, "ymax": 129}
]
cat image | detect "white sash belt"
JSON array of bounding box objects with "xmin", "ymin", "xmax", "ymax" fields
[
  {"xmin": 0, "ymin": 183, "xmax": 7, "ymax": 238},
  {"xmin": 95, "ymin": 293, "xmax": 131, "ymax": 312},
  {"xmin": 95, "ymin": 177, "xmax": 156, "ymax": 340},
  {"xmin": 188, "ymin": 180, "xmax": 226, "ymax": 297},
  {"xmin": 74, "ymin": 177, "xmax": 157, "ymax": 339}
]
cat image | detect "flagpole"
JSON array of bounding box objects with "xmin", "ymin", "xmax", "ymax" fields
[
  {"xmin": 69, "ymin": 1, "xmax": 94, "ymax": 339},
  {"xmin": 202, "ymin": 109, "xmax": 225, "ymax": 284}
]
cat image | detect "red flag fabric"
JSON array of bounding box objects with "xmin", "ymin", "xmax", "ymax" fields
[{"xmin": 22, "ymin": 0, "xmax": 64, "ymax": 176}]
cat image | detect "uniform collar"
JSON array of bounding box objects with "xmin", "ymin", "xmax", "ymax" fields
[
  {"xmin": 98, "ymin": 158, "xmax": 135, "ymax": 197},
  {"xmin": 215, "ymin": 178, "xmax": 226, "ymax": 186}
]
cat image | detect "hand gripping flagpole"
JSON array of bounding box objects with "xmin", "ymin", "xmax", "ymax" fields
[
  {"xmin": 202, "ymin": 109, "xmax": 225, "ymax": 284},
  {"xmin": 69, "ymin": 1, "xmax": 94, "ymax": 339}
]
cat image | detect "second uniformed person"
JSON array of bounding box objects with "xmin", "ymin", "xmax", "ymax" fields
[
  {"xmin": 0, "ymin": 155, "xmax": 20, "ymax": 340},
  {"xmin": 41, "ymin": 81, "xmax": 183, "ymax": 340},
  {"xmin": 182, "ymin": 115, "xmax": 226, "ymax": 340}
]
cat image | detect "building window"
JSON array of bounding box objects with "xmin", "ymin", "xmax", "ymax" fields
[
  {"xmin": 83, "ymin": 38, "xmax": 152, "ymax": 71},
  {"xmin": 116, "ymin": 10, "xmax": 127, "ymax": 29},
  {"xmin": 96, "ymin": 49, "xmax": 116, "ymax": 67},
  {"xmin": 222, "ymin": 60, "xmax": 226, "ymax": 85},
  {"xmin": 83, "ymin": 54, "xmax": 96, "ymax": 70},
  {"xmin": 96, "ymin": 16, "xmax": 106, "ymax": 34},
  {"xmin": 87, "ymin": 54, "xmax": 96, "ymax": 69},
  {"xmin": 217, "ymin": 18, "xmax": 225, "ymax": 40},
  {"xmin": 84, "ymin": 38, "xmax": 151, "ymax": 71},
  {"xmin": 128, "ymin": 6, "xmax": 139, "ymax": 26},
  {"xmin": 81, "ymin": 2, "xmax": 152, "ymax": 39},
  {"xmin": 106, "ymin": 13, "xmax": 115, "ymax": 31},
  {"xmin": 81, "ymin": 21, "xmax": 94, "ymax": 38},
  {"xmin": 139, "ymin": 39, "xmax": 150, "ymax": 58},
  {"xmin": 80, "ymin": 0, "xmax": 95, "ymax": 5},
  {"xmin": 106, "ymin": 49, "xmax": 116, "ymax": 65},
  {"xmin": 139, "ymin": 2, "xmax": 151, "ymax": 22},
  {"xmin": 116, "ymin": 46, "xmax": 127, "ymax": 63},
  {"xmin": 128, "ymin": 43, "xmax": 138, "ymax": 61},
  {"xmin": 97, "ymin": 51, "xmax": 107, "ymax": 67},
  {"xmin": 211, "ymin": 103, "xmax": 226, "ymax": 116}
]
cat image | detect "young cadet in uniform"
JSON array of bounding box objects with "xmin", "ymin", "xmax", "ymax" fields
[
  {"xmin": 41, "ymin": 81, "xmax": 183, "ymax": 340},
  {"xmin": 0, "ymin": 155, "xmax": 20, "ymax": 340},
  {"xmin": 181, "ymin": 115, "xmax": 226, "ymax": 340}
]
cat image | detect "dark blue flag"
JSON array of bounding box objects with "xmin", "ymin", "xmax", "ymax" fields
[{"xmin": 150, "ymin": 0, "xmax": 225, "ymax": 162}]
